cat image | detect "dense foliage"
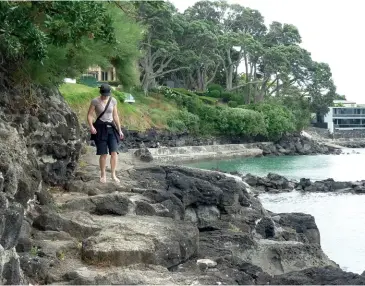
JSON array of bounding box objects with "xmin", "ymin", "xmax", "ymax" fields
[
  {"xmin": 0, "ymin": 1, "xmax": 141, "ymax": 88},
  {"xmin": 136, "ymin": 0, "xmax": 341, "ymax": 120},
  {"xmin": 245, "ymin": 103, "xmax": 295, "ymax": 140},
  {"xmin": 2, "ymin": 0, "xmax": 342, "ymax": 140}
]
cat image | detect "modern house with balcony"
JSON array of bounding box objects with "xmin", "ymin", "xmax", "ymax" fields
[{"xmin": 324, "ymin": 102, "xmax": 365, "ymax": 133}]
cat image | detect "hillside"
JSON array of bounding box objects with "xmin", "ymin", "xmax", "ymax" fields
[
  {"xmin": 59, "ymin": 83, "xmax": 179, "ymax": 131},
  {"xmin": 59, "ymin": 83, "xmax": 308, "ymax": 141}
]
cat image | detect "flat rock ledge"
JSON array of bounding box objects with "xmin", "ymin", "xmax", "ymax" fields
[{"xmin": 16, "ymin": 166, "xmax": 365, "ymax": 285}]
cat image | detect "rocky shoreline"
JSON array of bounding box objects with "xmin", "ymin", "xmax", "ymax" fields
[
  {"xmin": 255, "ymin": 134, "xmax": 342, "ymax": 156},
  {"xmin": 334, "ymin": 140, "xmax": 365, "ymax": 149},
  {"xmin": 0, "ymin": 86, "xmax": 364, "ymax": 285},
  {"xmin": 240, "ymin": 172, "xmax": 365, "ymax": 194},
  {"xmin": 82, "ymin": 125, "xmax": 343, "ymax": 157},
  {"xmin": 16, "ymin": 164, "xmax": 365, "ymax": 285}
]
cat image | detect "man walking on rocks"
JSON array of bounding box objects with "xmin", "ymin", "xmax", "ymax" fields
[{"xmin": 87, "ymin": 83, "xmax": 124, "ymax": 183}]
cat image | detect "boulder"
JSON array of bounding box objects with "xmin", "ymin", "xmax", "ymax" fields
[
  {"xmin": 255, "ymin": 217, "xmax": 275, "ymax": 238},
  {"xmin": 267, "ymin": 173, "xmax": 291, "ymax": 189},
  {"xmin": 243, "ymin": 173, "xmax": 295, "ymax": 193},
  {"xmin": 196, "ymin": 258, "xmax": 217, "ymax": 270},
  {"xmin": 277, "ymin": 213, "xmax": 321, "ymax": 244},
  {"xmin": 271, "ymin": 266, "xmax": 365, "ymax": 285},
  {"xmin": 247, "ymin": 239, "xmax": 337, "ymax": 275},
  {"xmin": 196, "ymin": 205, "xmax": 220, "ymax": 229},
  {"xmin": 134, "ymin": 143, "xmax": 153, "ymax": 162}
]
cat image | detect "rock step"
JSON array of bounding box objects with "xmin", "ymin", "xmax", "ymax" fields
[
  {"xmin": 33, "ymin": 210, "xmax": 199, "ymax": 269},
  {"xmin": 62, "ymin": 265, "xmax": 177, "ymax": 285},
  {"xmin": 65, "ymin": 178, "xmax": 132, "ymax": 195},
  {"xmin": 56, "ymin": 192, "xmax": 175, "ymax": 218},
  {"xmin": 82, "ymin": 235, "xmax": 156, "ymax": 267},
  {"xmin": 59, "ymin": 193, "xmax": 131, "ymax": 216},
  {"xmin": 32, "ymin": 211, "xmax": 102, "ymax": 240},
  {"xmin": 80, "ymin": 215, "xmax": 199, "ymax": 269}
]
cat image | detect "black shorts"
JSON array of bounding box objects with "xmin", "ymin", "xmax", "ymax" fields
[{"xmin": 95, "ymin": 127, "xmax": 119, "ymax": 155}]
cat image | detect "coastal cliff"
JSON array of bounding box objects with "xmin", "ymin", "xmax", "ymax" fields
[{"xmin": 0, "ymin": 87, "xmax": 81, "ymax": 284}]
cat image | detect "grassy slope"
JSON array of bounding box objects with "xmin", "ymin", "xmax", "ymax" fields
[{"xmin": 59, "ymin": 83, "xmax": 180, "ymax": 130}]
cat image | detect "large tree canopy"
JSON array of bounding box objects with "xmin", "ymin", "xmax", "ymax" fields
[
  {"xmin": 141, "ymin": 0, "xmax": 338, "ymax": 116},
  {"xmin": 0, "ymin": 1, "xmax": 141, "ymax": 88},
  {"xmin": 1, "ymin": 0, "xmax": 339, "ymax": 118}
]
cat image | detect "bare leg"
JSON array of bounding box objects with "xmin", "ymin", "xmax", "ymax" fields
[
  {"xmin": 99, "ymin": 154, "xmax": 107, "ymax": 183},
  {"xmin": 110, "ymin": 152, "xmax": 120, "ymax": 183}
]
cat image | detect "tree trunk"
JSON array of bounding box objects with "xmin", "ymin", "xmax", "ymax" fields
[
  {"xmin": 202, "ymin": 68, "xmax": 207, "ymax": 91},
  {"xmin": 244, "ymin": 53, "xmax": 250, "ymax": 104},
  {"xmin": 226, "ymin": 49, "xmax": 233, "ymax": 90}
]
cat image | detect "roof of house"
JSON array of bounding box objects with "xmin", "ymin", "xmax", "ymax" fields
[{"xmin": 333, "ymin": 100, "xmax": 356, "ymax": 104}]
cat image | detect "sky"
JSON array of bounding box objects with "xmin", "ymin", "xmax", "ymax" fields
[{"xmin": 169, "ymin": 0, "xmax": 364, "ymax": 103}]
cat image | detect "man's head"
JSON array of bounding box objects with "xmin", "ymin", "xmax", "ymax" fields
[{"xmin": 99, "ymin": 83, "xmax": 111, "ymax": 97}]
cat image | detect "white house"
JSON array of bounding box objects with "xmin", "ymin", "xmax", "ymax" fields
[{"xmin": 324, "ymin": 100, "xmax": 365, "ymax": 133}]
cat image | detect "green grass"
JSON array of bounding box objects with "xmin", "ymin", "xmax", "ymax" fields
[{"xmin": 59, "ymin": 83, "xmax": 179, "ymax": 131}]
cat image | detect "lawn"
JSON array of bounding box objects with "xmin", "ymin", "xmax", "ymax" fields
[{"xmin": 59, "ymin": 83, "xmax": 179, "ymax": 131}]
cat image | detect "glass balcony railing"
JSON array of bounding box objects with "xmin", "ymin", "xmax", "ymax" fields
[
  {"xmin": 333, "ymin": 114, "xmax": 365, "ymax": 117},
  {"xmin": 334, "ymin": 124, "xmax": 365, "ymax": 128}
]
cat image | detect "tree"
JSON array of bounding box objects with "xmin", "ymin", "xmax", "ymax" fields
[
  {"xmin": 226, "ymin": 4, "xmax": 266, "ymax": 95},
  {"xmin": 334, "ymin": 94, "xmax": 346, "ymax": 100},
  {"xmin": 137, "ymin": 2, "xmax": 188, "ymax": 93},
  {"xmin": 306, "ymin": 62, "xmax": 337, "ymax": 121},
  {"xmin": 0, "ymin": 1, "xmax": 143, "ymax": 90},
  {"xmin": 0, "ymin": 1, "xmax": 117, "ymax": 87},
  {"xmin": 180, "ymin": 3, "xmax": 222, "ymax": 91},
  {"xmin": 109, "ymin": 3, "xmax": 143, "ymax": 89}
]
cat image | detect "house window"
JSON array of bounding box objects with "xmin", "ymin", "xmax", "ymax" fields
[{"xmin": 101, "ymin": 71, "xmax": 108, "ymax": 81}]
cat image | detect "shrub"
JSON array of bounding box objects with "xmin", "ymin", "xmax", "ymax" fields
[
  {"xmin": 196, "ymin": 105, "xmax": 222, "ymax": 135},
  {"xmin": 195, "ymin": 91, "xmax": 207, "ymax": 97},
  {"xmin": 158, "ymin": 86, "xmax": 188, "ymax": 107},
  {"xmin": 167, "ymin": 119, "xmax": 186, "ymax": 132},
  {"xmin": 173, "ymin": 88, "xmax": 196, "ymax": 97},
  {"xmin": 177, "ymin": 110, "xmax": 200, "ymax": 133},
  {"xmin": 221, "ymin": 92, "xmax": 234, "ymax": 103},
  {"xmin": 208, "ymin": 90, "xmax": 221, "ymax": 98},
  {"xmin": 179, "ymin": 94, "xmax": 202, "ymax": 115},
  {"xmin": 200, "ymin": 96, "xmax": 218, "ymax": 105},
  {"xmin": 218, "ymin": 107, "xmax": 267, "ymax": 137},
  {"xmin": 247, "ymin": 103, "xmax": 296, "ymax": 140},
  {"xmin": 228, "ymin": 101, "xmax": 238, "ymax": 108},
  {"xmin": 207, "ymin": 83, "xmax": 223, "ymax": 94},
  {"xmin": 280, "ymin": 96, "xmax": 312, "ymax": 130},
  {"xmin": 167, "ymin": 110, "xmax": 200, "ymax": 133},
  {"xmin": 108, "ymin": 81, "xmax": 120, "ymax": 87},
  {"xmin": 113, "ymin": 90, "xmax": 126, "ymax": 103},
  {"xmin": 222, "ymin": 92, "xmax": 244, "ymax": 104}
]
